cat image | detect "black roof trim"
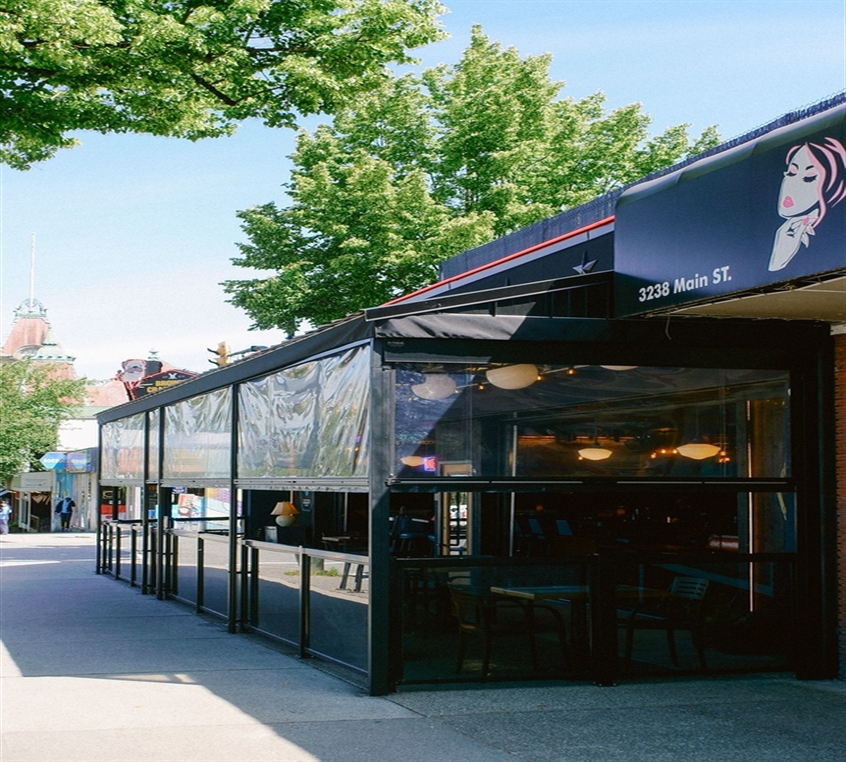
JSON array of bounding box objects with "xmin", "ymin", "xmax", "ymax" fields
[
  {"xmin": 364, "ymin": 271, "xmax": 611, "ymax": 321},
  {"xmin": 438, "ymin": 92, "xmax": 846, "ymax": 281},
  {"xmin": 97, "ymin": 315, "xmax": 371, "ymax": 423}
]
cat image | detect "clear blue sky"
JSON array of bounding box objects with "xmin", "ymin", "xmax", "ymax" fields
[{"xmin": 1, "ymin": 0, "xmax": 844, "ymax": 380}]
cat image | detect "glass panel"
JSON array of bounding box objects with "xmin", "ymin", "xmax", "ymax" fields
[
  {"xmin": 397, "ymin": 553, "xmax": 795, "ymax": 684},
  {"xmin": 511, "ymin": 490, "xmax": 795, "ymax": 556},
  {"xmin": 238, "ymin": 346, "xmax": 370, "ymax": 478},
  {"xmin": 398, "ymin": 559, "xmax": 590, "ymax": 682},
  {"xmin": 123, "ymin": 485, "xmax": 143, "ymax": 520},
  {"xmin": 163, "ymin": 388, "xmax": 232, "ymax": 480},
  {"xmin": 253, "ymin": 546, "xmax": 302, "ymax": 645},
  {"xmin": 308, "ymin": 555, "xmax": 369, "ymax": 671},
  {"xmin": 199, "ymin": 536, "xmax": 230, "ymax": 618},
  {"xmin": 170, "ymin": 489, "xmax": 231, "ymax": 530},
  {"xmin": 147, "ymin": 410, "xmax": 160, "ymax": 481},
  {"xmin": 394, "ymin": 365, "xmax": 790, "ymax": 480},
  {"xmin": 615, "ymin": 558, "xmax": 794, "ymax": 675},
  {"xmin": 173, "ymin": 534, "xmax": 198, "ymax": 605},
  {"xmin": 101, "ymin": 414, "xmax": 145, "ymax": 480}
]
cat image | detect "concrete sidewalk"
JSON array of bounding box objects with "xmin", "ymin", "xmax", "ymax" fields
[{"xmin": 1, "ymin": 533, "xmax": 843, "ymax": 762}]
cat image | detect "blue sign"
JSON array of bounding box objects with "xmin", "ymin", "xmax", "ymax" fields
[
  {"xmin": 614, "ymin": 103, "xmax": 846, "ymax": 316},
  {"xmin": 39, "ymin": 452, "xmax": 66, "ymax": 469}
]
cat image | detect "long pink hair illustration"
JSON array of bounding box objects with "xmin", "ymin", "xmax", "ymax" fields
[{"xmin": 769, "ymin": 136, "xmax": 846, "ymax": 271}]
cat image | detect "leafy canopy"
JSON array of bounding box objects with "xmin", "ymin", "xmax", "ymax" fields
[
  {"xmin": 0, "ymin": 0, "xmax": 445, "ymax": 168},
  {"xmin": 0, "ymin": 359, "xmax": 86, "ymax": 482},
  {"xmin": 224, "ymin": 26, "xmax": 720, "ymax": 334}
]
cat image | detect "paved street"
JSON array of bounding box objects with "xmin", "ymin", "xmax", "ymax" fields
[{"xmin": 1, "ymin": 532, "xmax": 844, "ymax": 762}]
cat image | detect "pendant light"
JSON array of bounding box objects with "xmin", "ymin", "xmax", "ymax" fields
[
  {"xmin": 578, "ymin": 428, "xmax": 612, "ymax": 461},
  {"xmin": 578, "ymin": 444, "xmax": 613, "ymax": 461},
  {"xmin": 677, "ymin": 403, "xmax": 720, "ymax": 460},
  {"xmin": 411, "ymin": 374, "xmax": 457, "ymax": 400},
  {"xmin": 676, "ymin": 441, "xmax": 721, "ymax": 460},
  {"xmin": 486, "ymin": 364, "xmax": 539, "ymax": 390}
]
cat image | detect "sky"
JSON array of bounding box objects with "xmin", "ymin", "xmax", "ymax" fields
[{"xmin": 1, "ymin": 0, "xmax": 844, "ymax": 381}]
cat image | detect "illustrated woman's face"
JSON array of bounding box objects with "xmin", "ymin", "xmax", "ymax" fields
[{"xmin": 778, "ymin": 145, "xmax": 822, "ymax": 218}]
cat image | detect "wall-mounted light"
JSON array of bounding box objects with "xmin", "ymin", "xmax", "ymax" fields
[
  {"xmin": 271, "ymin": 501, "xmax": 299, "ymax": 527},
  {"xmin": 600, "ymin": 366, "xmax": 638, "ymax": 371},
  {"xmin": 411, "ymin": 374, "xmax": 457, "ymax": 400},
  {"xmin": 486, "ymin": 364, "xmax": 538, "ymax": 390},
  {"xmin": 400, "ymin": 455, "xmax": 425, "ymax": 467}
]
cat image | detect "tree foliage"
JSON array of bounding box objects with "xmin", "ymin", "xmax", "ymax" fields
[
  {"xmin": 0, "ymin": 359, "xmax": 86, "ymax": 482},
  {"xmin": 224, "ymin": 26, "xmax": 721, "ymax": 334},
  {"xmin": 0, "ymin": 0, "xmax": 445, "ymax": 168}
]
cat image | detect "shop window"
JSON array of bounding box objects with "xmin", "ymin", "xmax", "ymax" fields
[{"xmin": 393, "ymin": 364, "xmax": 789, "ymax": 481}]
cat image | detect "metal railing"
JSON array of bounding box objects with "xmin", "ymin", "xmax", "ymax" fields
[
  {"xmin": 240, "ymin": 538, "xmax": 369, "ymax": 676},
  {"xmin": 99, "ymin": 519, "xmax": 152, "ymax": 591}
]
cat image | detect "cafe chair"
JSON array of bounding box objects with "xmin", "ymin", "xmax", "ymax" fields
[
  {"xmin": 527, "ymin": 518, "xmax": 551, "ymax": 555},
  {"xmin": 620, "ymin": 576, "xmax": 710, "ymax": 670},
  {"xmin": 391, "ymin": 515, "xmax": 435, "ymax": 556},
  {"xmin": 448, "ymin": 584, "xmax": 540, "ymax": 677}
]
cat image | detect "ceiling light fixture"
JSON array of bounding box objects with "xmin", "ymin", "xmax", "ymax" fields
[
  {"xmin": 411, "ymin": 374, "xmax": 457, "ymax": 400},
  {"xmin": 485, "ymin": 364, "xmax": 539, "ymax": 390}
]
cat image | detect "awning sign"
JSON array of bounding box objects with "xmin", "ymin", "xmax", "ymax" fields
[{"xmin": 614, "ymin": 103, "xmax": 846, "ymax": 316}]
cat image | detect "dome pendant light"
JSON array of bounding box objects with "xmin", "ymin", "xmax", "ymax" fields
[
  {"xmin": 486, "ymin": 364, "xmax": 539, "ymax": 390},
  {"xmin": 578, "ymin": 445, "xmax": 613, "ymax": 461},
  {"xmin": 411, "ymin": 374, "xmax": 457, "ymax": 400}
]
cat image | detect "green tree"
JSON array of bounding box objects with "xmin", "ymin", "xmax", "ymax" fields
[
  {"xmin": 224, "ymin": 26, "xmax": 720, "ymax": 333},
  {"xmin": 0, "ymin": 0, "xmax": 445, "ymax": 168},
  {"xmin": 0, "ymin": 359, "xmax": 86, "ymax": 482},
  {"xmin": 225, "ymin": 74, "xmax": 496, "ymax": 333}
]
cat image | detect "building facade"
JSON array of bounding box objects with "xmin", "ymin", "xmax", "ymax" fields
[{"xmin": 96, "ymin": 95, "xmax": 846, "ymax": 692}]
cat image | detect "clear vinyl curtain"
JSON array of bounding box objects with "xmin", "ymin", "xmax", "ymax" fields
[
  {"xmin": 163, "ymin": 387, "xmax": 232, "ymax": 480},
  {"xmin": 238, "ymin": 346, "xmax": 370, "ymax": 479},
  {"xmin": 100, "ymin": 413, "xmax": 145, "ymax": 480}
]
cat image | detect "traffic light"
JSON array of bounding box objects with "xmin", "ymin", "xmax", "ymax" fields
[{"xmin": 208, "ymin": 341, "xmax": 229, "ymax": 367}]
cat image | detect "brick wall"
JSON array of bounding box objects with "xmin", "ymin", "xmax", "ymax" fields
[{"xmin": 834, "ymin": 329, "xmax": 846, "ymax": 680}]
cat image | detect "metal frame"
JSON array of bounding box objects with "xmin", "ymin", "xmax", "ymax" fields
[{"xmin": 93, "ymin": 307, "xmax": 838, "ymax": 692}]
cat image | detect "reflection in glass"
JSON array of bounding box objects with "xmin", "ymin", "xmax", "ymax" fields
[
  {"xmin": 238, "ymin": 346, "xmax": 370, "ymax": 478},
  {"xmin": 101, "ymin": 413, "xmax": 145, "ymax": 480},
  {"xmin": 394, "ymin": 365, "xmax": 790, "ymax": 480},
  {"xmin": 163, "ymin": 388, "xmax": 232, "ymax": 480}
]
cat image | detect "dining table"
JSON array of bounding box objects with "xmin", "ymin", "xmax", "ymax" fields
[
  {"xmin": 489, "ymin": 584, "xmax": 669, "ymax": 663},
  {"xmin": 321, "ymin": 535, "xmax": 367, "ymax": 591}
]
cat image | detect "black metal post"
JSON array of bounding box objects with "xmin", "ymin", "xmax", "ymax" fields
[
  {"xmin": 367, "ymin": 347, "xmax": 393, "ymax": 695},
  {"xmin": 299, "ymin": 549, "xmax": 311, "ymax": 658},
  {"xmin": 197, "ymin": 536, "xmax": 205, "ymax": 613},
  {"xmin": 130, "ymin": 525, "xmax": 137, "ymax": 586},
  {"xmin": 156, "ymin": 487, "xmax": 171, "ymax": 600},
  {"xmin": 226, "ymin": 384, "xmax": 240, "ymax": 633}
]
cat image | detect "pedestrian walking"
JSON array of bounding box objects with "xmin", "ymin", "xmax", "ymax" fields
[
  {"xmin": 0, "ymin": 499, "xmax": 11, "ymax": 534},
  {"xmin": 54, "ymin": 496, "xmax": 75, "ymax": 531}
]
